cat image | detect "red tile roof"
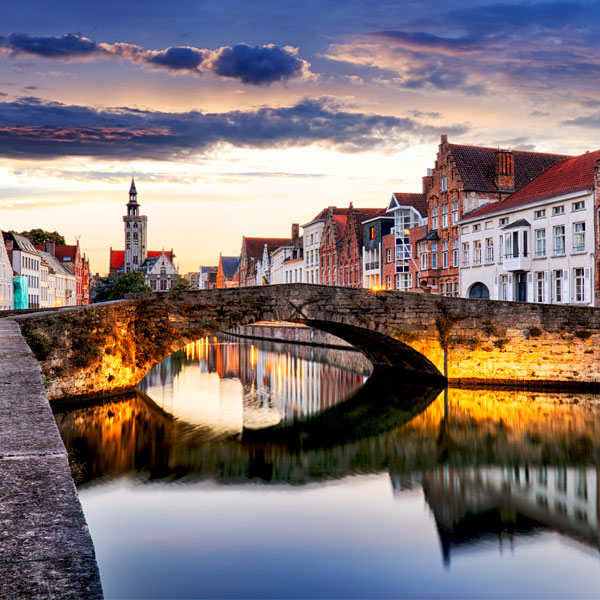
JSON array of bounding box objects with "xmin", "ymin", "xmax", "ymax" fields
[
  {"xmin": 332, "ymin": 215, "xmax": 347, "ymax": 240},
  {"xmin": 466, "ymin": 149, "xmax": 600, "ymax": 219},
  {"xmin": 243, "ymin": 237, "xmax": 292, "ymax": 259},
  {"xmin": 110, "ymin": 249, "xmax": 174, "ymax": 271},
  {"xmin": 449, "ymin": 144, "xmax": 570, "ymax": 192},
  {"xmin": 392, "ymin": 193, "xmax": 428, "ymax": 217}
]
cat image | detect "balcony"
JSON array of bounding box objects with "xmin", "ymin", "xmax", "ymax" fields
[
  {"xmin": 364, "ymin": 261, "xmax": 380, "ymax": 271},
  {"xmin": 503, "ymin": 251, "xmax": 531, "ymax": 272}
]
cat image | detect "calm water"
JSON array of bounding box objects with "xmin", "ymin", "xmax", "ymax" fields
[{"xmin": 54, "ymin": 334, "xmax": 600, "ymax": 599}]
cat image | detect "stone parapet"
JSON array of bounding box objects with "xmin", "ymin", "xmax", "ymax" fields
[{"xmin": 0, "ymin": 318, "xmax": 102, "ymax": 599}]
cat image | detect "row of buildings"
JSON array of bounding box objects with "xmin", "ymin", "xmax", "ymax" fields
[
  {"xmin": 0, "ymin": 232, "xmax": 91, "ymax": 310},
  {"xmin": 206, "ymin": 135, "xmax": 600, "ymax": 307}
]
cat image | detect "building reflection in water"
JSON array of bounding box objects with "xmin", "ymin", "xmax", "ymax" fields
[
  {"xmin": 137, "ymin": 334, "xmax": 372, "ymax": 433},
  {"xmin": 54, "ymin": 337, "xmax": 600, "ymax": 566}
]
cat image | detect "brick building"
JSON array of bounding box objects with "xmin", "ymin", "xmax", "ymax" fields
[
  {"xmin": 217, "ymin": 255, "xmax": 240, "ymax": 288},
  {"xmin": 319, "ymin": 204, "xmax": 382, "ymax": 287},
  {"xmin": 238, "ymin": 235, "xmax": 291, "ymax": 287},
  {"xmin": 415, "ymin": 135, "xmax": 569, "ymax": 296}
]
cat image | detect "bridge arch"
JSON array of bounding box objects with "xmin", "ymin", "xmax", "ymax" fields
[{"xmin": 10, "ymin": 285, "xmax": 445, "ymax": 400}]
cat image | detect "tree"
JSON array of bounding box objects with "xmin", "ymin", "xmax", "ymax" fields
[
  {"xmin": 91, "ymin": 275, "xmax": 117, "ymax": 303},
  {"xmin": 169, "ymin": 277, "xmax": 193, "ymax": 291},
  {"xmin": 16, "ymin": 229, "xmax": 66, "ymax": 245},
  {"xmin": 108, "ymin": 271, "xmax": 151, "ymax": 300}
]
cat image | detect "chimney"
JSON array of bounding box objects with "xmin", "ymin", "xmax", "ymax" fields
[
  {"xmin": 440, "ymin": 134, "xmax": 448, "ymax": 145},
  {"xmin": 45, "ymin": 241, "xmax": 55, "ymax": 256},
  {"xmin": 495, "ymin": 149, "xmax": 515, "ymax": 191},
  {"xmin": 291, "ymin": 223, "xmax": 299, "ymax": 240},
  {"xmin": 422, "ymin": 174, "xmax": 433, "ymax": 195}
]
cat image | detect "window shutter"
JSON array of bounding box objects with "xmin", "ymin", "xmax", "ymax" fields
[
  {"xmin": 527, "ymin": 272, "xmax": 534, "ymax": 303},
  {"xmin": 584, "ymin": 267, "xmax": 591, "ymax": 303},
  {"xmin": 563, "ymin": 269, "xmax": 570, "ymax": 303}
]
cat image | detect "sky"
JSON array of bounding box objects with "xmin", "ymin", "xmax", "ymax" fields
[{"xmin": 1, "ymin": 0, "xmax": 600, "ymax": 274}]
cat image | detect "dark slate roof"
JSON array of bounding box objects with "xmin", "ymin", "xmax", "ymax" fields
[
  {"xmin": 221, "ymin": 256, "xmax": 240, "ymax": 276},
  {"xmin": 244, "ymin": 237, "xmax": 292, "ymax": 260},
  {"xmin": 391, "ymin": 193, "xmax": 428, "ymax": 217},
  {"xmin": 129, "ymin": 178, "xmax": 137, "ymax": 194},
  {"xmin": 502, "ymin": 219, "xmax": 531, "ymax": 230},
  {"xmin": 449, "ymin": 144, "xmax": 570, "ymax": 192},
  {"xmin": 466, "ymin": 149, "xmax": 600, "ymax": 220}
]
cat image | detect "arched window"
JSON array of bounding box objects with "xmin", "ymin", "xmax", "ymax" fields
[{"xmin": 468, "ymin": 282, "xmax": 490, "ymax": 299}]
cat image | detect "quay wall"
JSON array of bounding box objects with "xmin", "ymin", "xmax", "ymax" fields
[{"xmin": 0, "ymin": 318, "xmax": 102, "ymax": 599}]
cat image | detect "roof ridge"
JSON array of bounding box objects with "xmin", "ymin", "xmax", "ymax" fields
[{"xmin": 448, "ymin": 142, "xmax": 571, "ymax": 157}]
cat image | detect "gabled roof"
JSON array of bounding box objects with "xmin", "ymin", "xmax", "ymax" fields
[
  {"xmin": 110, "ymin": 249, "xmax": 174, "ymax": 271},
  {"xmin": 38, "ymin": 251, "xmax": 73, "ymax": 276},
  {"xmin": 4, "ymin": 232, "xmax": 38, "ymax": 254},
  {"xmin": 332, "ymin": 214, "xmax": 347, "ymax": 240},
  {"xmin": 54, "ymin": 244, "xmax": 79, "ymax": 263},
  {"xmin": 220, "ymin": 256, "xmax": 240, "ymax": 276},
  {"xmin": 466, "ymin": 149, "xmax": 600, "ymax": 219},
  {"xmin": 449, "ymin": 144, "xmax": 570, "ymax": 192},
  {"xmin": 243, "ymin": 237, "xmax": 292, "ymax": 260},
  {"xmin": 302, "ymin": 206, "xmax": 349, "ymax": 227},
  {"xmin": 387, "ymin": 193, "xmax": 428, "ymax": 217}
]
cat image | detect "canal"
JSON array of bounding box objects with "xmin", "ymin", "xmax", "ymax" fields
[{"xmin": 53, "ymin": 334, "xmax": 600, "ymax": 599}]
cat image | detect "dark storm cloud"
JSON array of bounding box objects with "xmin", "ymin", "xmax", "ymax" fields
[
  {"xmin": 145, "ymin": 47, "xmax": 204, "ymax": 71},
  {"xmin": 0, "ymin": 32, "xmax": 99, "ymax": 58},
  {"xmin": 0, "ymin": 96, "xmax": 468, "ymax": 159},
  {"xmin": 211, "ymin": 44, "xmax": 308, "ymax": 84},
  {"xmin": 0, "ymin": 33, "xmax": 310, "ymax": 85}
]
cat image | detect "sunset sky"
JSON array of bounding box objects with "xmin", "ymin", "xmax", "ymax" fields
[{"xmin": 1, "ymin": 0, "xmax": 599, "ymax": 274}]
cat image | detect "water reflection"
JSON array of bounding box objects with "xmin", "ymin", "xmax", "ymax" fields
[{"xmin": 52, "ymin": 337, "xmax": 600, "ymax": 598}]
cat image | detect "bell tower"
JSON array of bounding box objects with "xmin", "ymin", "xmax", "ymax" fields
[{"xmin": 123, "ymin": 177, "xmax": 148, "ymax": 272}]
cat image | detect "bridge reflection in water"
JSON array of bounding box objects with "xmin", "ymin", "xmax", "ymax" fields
[{"xmin": 52, "ymin": 336, "xmax": 600, "ymax": 596}]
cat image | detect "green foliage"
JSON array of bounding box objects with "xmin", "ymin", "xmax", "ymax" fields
[
  {"xmin": 169, "ymin": 277, "xmax": 193, "ymax": 291},
  {"xmin": 16, "ymin": 228, "xmax": 65, "ymax": 245},
  {"xmin": 527, "ymin": 326, "xmax": 542, "ymax": 338},
  {"xmin": 21, "ymin": 325, "xmax": 52, "ymax": 360},
  {"xmin": 91, "ymin": 275, "xmax": 117, "ymax": 303},
  {"xmin": 108, "ymin": 271, "xmax": 151, "ymax": 300}
]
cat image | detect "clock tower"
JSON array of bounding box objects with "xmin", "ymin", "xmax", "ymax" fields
[{"xmin": 123, "ymin": 178, "xmax": 148, "ymax": 272}]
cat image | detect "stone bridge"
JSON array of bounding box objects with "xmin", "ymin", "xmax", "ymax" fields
[{"xmin": 7, "ymin": 283, "xmax": 600, "ymax": 399}]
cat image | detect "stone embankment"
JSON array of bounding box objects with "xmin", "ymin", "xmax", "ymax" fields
[{"xmin": 0, "ymin": 319, "xmax": 102, "ymax": 599}]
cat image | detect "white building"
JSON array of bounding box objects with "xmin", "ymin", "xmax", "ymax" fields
[
  {"xmin": 143, "ymin": 251, "xmax": 179, "ymax": 291},
  {"xmin": 2, "ymin": 232, "xmax": 42, "ymax": 308},
  {"xmin": 0, "ymin": 234, "xmax": 13, "ymax": 310},
  {"xmin": 39, "ymin": 251, "xmax": 77, "ymax": 307},
  {"xmin": 270, "ymin": 241, "xmax": 303, "ymax": 284},
  {"xmin": 302, "ymin": 210, "xmax": 328, "ymax": 285},
  {"xmin": 460, "ymin": 150, "xmax": 598, "ymax": 305}
]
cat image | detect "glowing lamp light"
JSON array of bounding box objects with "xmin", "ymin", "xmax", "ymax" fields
[{"xmin": 371, "ymin": 284, "xmax": 381, "ymax": 293}]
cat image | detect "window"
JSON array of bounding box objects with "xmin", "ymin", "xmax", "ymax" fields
[
  {"xmin": 386, "ymin": 248, "xmax": 392, "ymax": 263},
  {"xmin": 442, "ymin": 241, "xmax": 448, "ymax": 268},
  {"xmin": 462, "ymin": 225, "xmax": 469, "ymax": 234},
  {"xmin": 397, "ymin": 272, "xmax": 412, "ymax": 291},
  {"xmin": 534, "ymin": 209, "xmax": 546, "ymax": 219},
  {"xmin": 553, "ymin": 225, "xmax": 565, "ymax": 255},
  {"xmin": 441, "ymin": 204, "xmax": 448, "ymax": 228},
  {"xmin": 485, "ymin": 238, "xmax": 494, "ymax": 263},
  {"xmin": 553, "ymin": 205, "xmax": 565, "ymax": 216},
  {"xmin": 554, "ymin": 270, "xmax": 563, "ymax": 303},
  {"xmin": 462, "ymin": 242, "xmax": 470, "ymax": 267},
  {"xmin": 431, "ymin": 206, "xmax": 438, "ymax": 230},
  {"xmin": 573, "ymin": 222, "xmax": 585, "ymax": 252},
  {"xmin": 500, "ymin": 275, "xmax": 508, "ymax": 300},
  {"xmin": 576, "ymin": 471, "xmax": 588, "ymax": 500},
  {"xmin": 431, "ymin": 242, "xmax": 438, "ymax": 269},
  {"xmin": 451, "ymin": 201, "xmax": 459, "ymax": 224},
  {"xmin": 499, "ymin": 235, "xmax": 503, "ymax": 263},
  {"xmin": 574, "ymin": 267, "xmax": 585, "ymax": 302},
  {"xmin": 441, "ymin": 175, "xmax": 448, "ymax": 191},
  {"xmin": 452, "ymin": 239, "xmax": 458, "ymax": 267},
  {"xmin": 535, "ymin": 272, "xmax": 545, "ymax": 303},
  {"xmin": 473, "ymin": 240, "xmax": 482, "ymax": 265},
  {"xmin": 499, "ymin": 217, "xmax": 508, "ymax": 226},
  {"xmin": 386, "ymin": 275, "xmax": 392, "ymax": 290},
  {"xmin": 573, "ymin": 200, "xmax": 585, "ymax": 211},
  {"xmin": 535, "ymin": 229, "xmax": 546, "ymax": 257},
  {"xmin": 420, "ymin": 243, "xmax": 427, "ymax": 270},
  {"xmin": 473, "ymin": 224, "xmax": 481, "ymax": 232},
  {"xmin": 369, "ymin": 226, "xmax": 375, "ymax": 241}
]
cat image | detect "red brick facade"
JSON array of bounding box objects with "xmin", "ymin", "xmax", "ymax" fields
[{"xmin": 381, "ymin": 232, "xmax": 395, "ymax": 289}]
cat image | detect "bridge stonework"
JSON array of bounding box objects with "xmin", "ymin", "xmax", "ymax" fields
[{"xmin": 8, "ymin": 284, "xmax": 600, "ymax": 399}]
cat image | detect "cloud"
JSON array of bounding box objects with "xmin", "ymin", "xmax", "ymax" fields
[
  {"xmin": 562, "ymin": 114, "xmax": 600, "ymax": 128},
  {"xmin": 210, "ymin": 44, "xmax": 306, "ymax": 85},
  {"xmin": 0, "ymin": 95, "xmax": 469, "ymax": 160},
  {"xmin": 408, "ymin": 110, "xmax": 442, "ymax": 119},
  {"xmin": 324, "ymin": 2, "xmax": 600, "ymax": 99},
  {"xmin": 0, "ymin": 33, "xmax": 310, "ymax": 85}
]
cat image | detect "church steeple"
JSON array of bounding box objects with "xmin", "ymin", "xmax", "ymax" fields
[{"xmin": 123, "ymin": 178, "xmax": 148, "ymax": 272}]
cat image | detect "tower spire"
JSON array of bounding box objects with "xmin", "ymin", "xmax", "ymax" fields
[{"xmin": 129, "ymin": 176, "xmax": 138, "ymax": 203}]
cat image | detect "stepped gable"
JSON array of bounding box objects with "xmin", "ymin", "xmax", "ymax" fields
[
  {"xmin": 466, "ymin": 149, "xmax": 600, "ymax": 219},
  {"xmin": 449, "ymin": 143, "xmax": 570, "ymax": 192},
  {"xmin": 110, "ymin": 249, "xmax": 174, "ymax": 271},
  {"xmin": 392, "ymin": 193, "xmax": 428, "ymax": 217}
]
